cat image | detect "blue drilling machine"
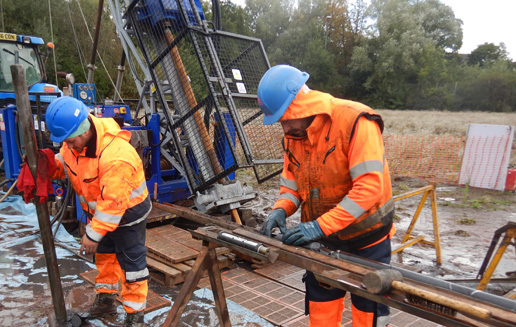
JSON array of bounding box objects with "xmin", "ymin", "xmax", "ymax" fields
[{"xmin": 0, "ymin": 0, "xmax": 284, "ymax": 230}]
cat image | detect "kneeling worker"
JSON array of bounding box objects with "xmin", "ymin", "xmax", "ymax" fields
[{"xmin": 45, "ymin": 96, "xmax": 151, "ymax": 327}]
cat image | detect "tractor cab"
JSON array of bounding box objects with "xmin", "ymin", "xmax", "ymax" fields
[{"xmin": 0, "ymin": 32, "xmax": 60, "ymax": 106}]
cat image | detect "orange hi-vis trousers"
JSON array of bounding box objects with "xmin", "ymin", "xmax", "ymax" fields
[{"xmin": 94, "ymin": 219, "xmax": 149, "ymax": 313}]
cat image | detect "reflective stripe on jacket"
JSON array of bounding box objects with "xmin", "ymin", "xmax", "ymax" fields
[
  {"xmin": 273, "ymin": 90, "xmax": 394, "ymax": 243},
  {"xmin": 52, "ymin": 115, "xmax": 149, "ymax": 242}
]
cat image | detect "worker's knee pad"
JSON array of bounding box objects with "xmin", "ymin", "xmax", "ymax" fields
[{"xmin": 308, "ymin": 298, "xmax": 344, "ymax": 327}]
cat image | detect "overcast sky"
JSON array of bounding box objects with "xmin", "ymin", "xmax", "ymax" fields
[
  {"xmin": 440, "ymin": 0, "xmax": 516, "ymax": 59},
  {"xmin": 228, "ymin": 0, "xmax": 516, "ymax": 60}
]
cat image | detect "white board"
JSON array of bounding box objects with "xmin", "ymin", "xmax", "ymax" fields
[{"xmin": 458, "ymin": 124, "xmax": 514, "ymax": 190}]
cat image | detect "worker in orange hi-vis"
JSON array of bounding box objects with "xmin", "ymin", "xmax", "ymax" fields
[
  {"xmin": 258, "ymin": 65, "xmax": 396, "ymax": 327},
  {"xmin": 45, "ymin": 96, "xmax": 151, "ymax": 327}
]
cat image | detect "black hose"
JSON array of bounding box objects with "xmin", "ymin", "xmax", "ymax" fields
[
  {"xmin": 51, "ymin": 180, "xmax": 75, "ymax": 237},
  {"xmin": 0, "ymin": 178, "xmax": 13, "ymax": 188}
]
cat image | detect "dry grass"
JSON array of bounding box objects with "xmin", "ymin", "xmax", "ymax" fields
[{"xmin": 377, "ymin": 110, "xmax": 516, "ymax": 136}]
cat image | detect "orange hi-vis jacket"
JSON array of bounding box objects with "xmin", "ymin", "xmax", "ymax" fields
[
  {"xmin": 273, "ymin": 90, "xmax": 394, "ymax": 246},
  {"xmin": 52, "ymin": 115, "xmax": 150, "ymax": 242}
]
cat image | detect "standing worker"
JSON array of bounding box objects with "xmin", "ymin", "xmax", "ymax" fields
[
  {"xmin": 258, "ymin": 65, "xmax": 395, "ymax": 327},
  {"xmin": 45, "ymin": 96, "xmax": 151, "ymax": 327}
]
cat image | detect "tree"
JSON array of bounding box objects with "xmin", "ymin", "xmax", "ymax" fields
[
  {"xmin": 261, "ymin": 0, "xmax": 344, "ymax": 93},
  {"xmin": 218, "ymin": 1, "xmax": 252, "ymax": 35},
  {"xmin": 325, "ymin": 0, "xmax": 361, "ymax": 74},
  {"xmin": 467, "ymin": 42, "xmax": 509, "ymax": 67},
  {"xmin": 245, "ymin": 0, "xmax": 292, "ymax": 50},
  {"xmin": 348, "ymin": 0, "xmax": 462, "ymax": 108},
  {"xmin": 1, "ymin": 0, "xmax": 131, "ymax": 99}
]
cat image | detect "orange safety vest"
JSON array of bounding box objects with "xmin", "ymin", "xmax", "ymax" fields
[
  {"xmin": 52, "ymin": 114, "xmax": 150, "ymax": 242},
  {"xmin": 273, "ymin": 90, "xmax": 394, "ymax": 246}
]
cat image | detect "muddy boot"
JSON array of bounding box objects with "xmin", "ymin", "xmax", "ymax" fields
[
  {"xmin": 124, "ymin": 310, "xmax": 144, "ymax": 327},
  {"xmin": 88, "ymin": 293, "xmax": 118, "ymax": 318}
]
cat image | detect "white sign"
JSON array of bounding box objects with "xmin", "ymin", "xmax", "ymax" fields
[
  {"xmin": 459, "ymin": 124, "xmax": 514, "ymax": 190},
  {"xmin": 232, "ymin": 69, "xmax": 242, "ymax": 80},
  {"xmin": 236, "ymin": 82, "xmax": 247, "ymax": 94}
]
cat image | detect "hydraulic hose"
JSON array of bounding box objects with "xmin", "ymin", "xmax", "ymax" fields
[
  {"xmin": 0, "ymin": 178, "xmax": 13, "ymax": 188},
  {"xmin": 51, "ymin": 180, "xmax": 74, "ymax": 237}
]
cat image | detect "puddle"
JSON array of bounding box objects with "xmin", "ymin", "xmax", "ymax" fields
[{"xmin": 0, "ymin": 195, "xmax": 274, "ymax": 327}]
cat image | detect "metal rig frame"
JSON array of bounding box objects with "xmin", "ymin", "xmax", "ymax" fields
[{"xmin": 107, "ymin": 0, "xmax": 285, "ymax": 207}]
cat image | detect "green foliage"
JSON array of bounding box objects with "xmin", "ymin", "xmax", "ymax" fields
[
  {"xmin": 452, "ymin": 61, "xmax": 516, "ymax": 112},
  {"xmin": 349, "ymin": 0, "xmax": 463, "ymax": 108},
  {"xmin": 3, "ymin": 0, "xmax": 516, "ymax": 112},
  {"xmin": 454, "ymin": 230, "xmax": 470, "ymax": 237},
  {"xmin": 468, "ymin": 42, "xmax": 509, "ymax": 67},
  {"xmin": 2, "ymin": 0, "xmax": 132, "ymax": 100},
  {"xmin": 218, "ymin": 1, "xmax": 252, "ymax": 35}
]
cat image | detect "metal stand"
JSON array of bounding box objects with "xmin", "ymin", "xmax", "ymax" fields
[
  {"xmin": 163, "ymin": 241, "xmax": 231, "ymax": 327},
  {"xmin": 392, "ymin": 183, "xmax": 442, "ymax": 265},
  {"xmin": 477, "ymin": 222, "xmax": 516, "ymax": 293}
]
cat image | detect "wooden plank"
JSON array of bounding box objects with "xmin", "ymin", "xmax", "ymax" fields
[
  {"xmin": 146, "ymin": 227, "xmax": 199, "ymax": 264},
  {"xmin": 147, "ymin": 205, "xmax": 175, "ymax": 223},
  {"xmin": 147, "ymin": 251, "xmax": 193, "ymax": 272},
  {"xmin": 147, "ymin": 257, "xmax": 182, "ymax": 276}
]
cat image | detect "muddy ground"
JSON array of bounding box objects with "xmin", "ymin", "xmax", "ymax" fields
[
  {"xmin": 240, "ymin": 170, "xmax": 516, "ymax": 291},
  {"xmin": 1, "ymin": 171, "xmax": 515, "ymax": 326}
]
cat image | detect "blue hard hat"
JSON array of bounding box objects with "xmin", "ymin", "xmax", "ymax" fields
[
  {"xmin": 257, "ymin": 65, "xmax": 309, "ymax": 125},
  {"xmin": 45, "ymin": 97, "xmax": 89, "ymax": 142}
]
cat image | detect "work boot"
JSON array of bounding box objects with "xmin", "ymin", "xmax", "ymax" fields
[
  {"xmin": 88, "ymin": 293, "xmax": 118, "ymax": 318},
  {"xmin": 124, "ymin": 310, "xmax": 144, "ymax": 327}
]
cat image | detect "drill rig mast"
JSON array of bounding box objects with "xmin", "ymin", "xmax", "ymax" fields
[{"xmin": 106, "ymin": 0, "xmax": 283, "ymax": 213}]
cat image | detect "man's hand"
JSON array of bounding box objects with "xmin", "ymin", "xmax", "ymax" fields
[
  {"xmin": 20, "ymin": 154, "xmax": 27, "ymax": 167},
  {"xmin": 261, "ymin": 209, "xmax": 287, "ymax": 237},
  {"xmin": 80, "ymin": 234, "xmax": 98, "ymax": 255},
  {"xmin": 281, "ymin": 220, "xmax": 325, "ymax": 246}
]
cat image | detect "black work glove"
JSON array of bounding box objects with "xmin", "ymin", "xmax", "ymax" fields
[
  {"xmin": 261, "ymin": 208, "xmax": 287, "ymax": 237},
  {"xmin": 281, "ymin": 221, "xmax": 325, "ymax": 246}
]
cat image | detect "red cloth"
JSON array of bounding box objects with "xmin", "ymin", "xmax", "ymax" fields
[{"xmin": 17, "ymin": 149, "xmax": 56, "ymax": 204}]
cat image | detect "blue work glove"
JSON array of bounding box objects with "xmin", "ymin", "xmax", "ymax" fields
[
  {"xmin": 281, "ymin": 220, "xmax": 325, "ymax": 246},
  {"xmin": 261, "ymin": 209, "xmax": 287, "ymax": 237}
]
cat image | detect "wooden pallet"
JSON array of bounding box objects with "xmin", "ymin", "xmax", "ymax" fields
[
  {"xmin": 145, "ymin": 224, "xmax": 235, "ymax": 287},
  {"xmin": 147, "ymin": 252, "xmax": 236, "ymax": 287}
]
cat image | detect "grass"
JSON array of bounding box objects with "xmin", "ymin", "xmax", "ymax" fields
[
  {"xmin": 377, "ymin": 110, "xmax": 516, "ymax": 136},
  {"xmin": 377, "ymin": 109, "xmax": 516, "ymax": 167},
  {"xmin": 457, "ymin": 218, "xmax": 477, "ymax": 225}
]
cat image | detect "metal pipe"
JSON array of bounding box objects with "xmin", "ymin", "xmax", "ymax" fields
[
  {"xmin": 87, "ymin": 0, "xmax": 104, "ymax": 84},
  {"xmin": 217, "ymin": 231, "xmax": 269, "ymax": 255},
  {"xmin": 11, "ymin": 64, "xmax": 67, "ymax": 324},
  {"xmin": 113, "ymin": 51, "xmax": 126, "ymax": 103},
  {"xmin": 329, "ymin": 249, "xmax": 516, "ymax": 311}
]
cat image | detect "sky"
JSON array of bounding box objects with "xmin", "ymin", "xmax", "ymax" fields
[
  {"xmin": 229, "ymin": 0, "xmax": 516, "ymax": 60},
  {"xmin": 440, "ymin": 0, "xmax": 516, "ymax": 59}
]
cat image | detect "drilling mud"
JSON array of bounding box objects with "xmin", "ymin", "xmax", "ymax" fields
[{"xmin": 1, "ymin": 174, "xmax": 515, "ymax": 326}]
